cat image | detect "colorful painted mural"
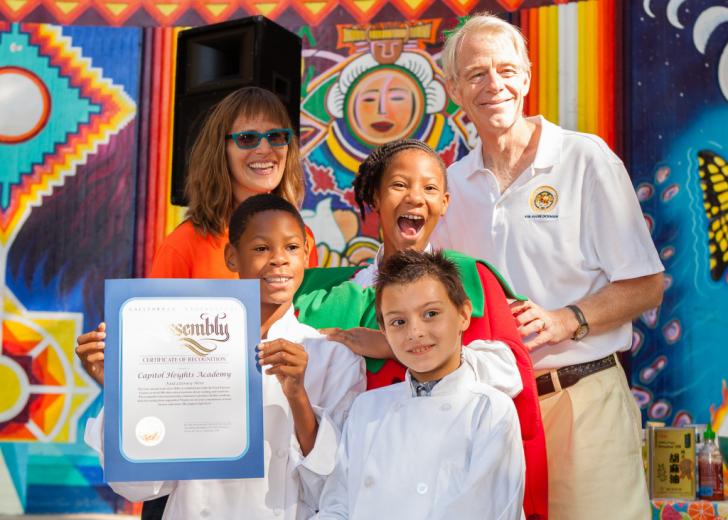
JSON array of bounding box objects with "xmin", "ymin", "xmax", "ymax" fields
[
  {"xmin": 299, "ymin": 19, "xmax": 471, "ymax": 266},
  {"xmin": 3, "ymin": 0, "xmax": 724, "ymax": 514},
  {"xmin": 0, "ymin": 23, "xmax": 139, "ymax": 513},
  {"xmin": 0, "ymin": 0, "xmax": 554, "ymax": 28},
  {"xmin": 519, "ymin": 0, "xmax": 622, "ymax": 153},
  {"xmin": 628, "ymin": 0, "xmax": 728, "ymax": 429}
]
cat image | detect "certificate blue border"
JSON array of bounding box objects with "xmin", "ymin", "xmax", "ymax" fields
[{"xmin": 103, "ymin": 278, "xmax": 263, "ymax": 482}]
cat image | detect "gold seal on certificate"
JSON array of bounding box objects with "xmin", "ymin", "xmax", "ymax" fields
[{"xmin": 120, "ymin": 297, "xmax": 249, "ymax": 462}]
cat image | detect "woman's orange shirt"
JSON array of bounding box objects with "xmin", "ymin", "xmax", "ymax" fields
[{"xmin": 149, "ymin": 220, "xmax": 318, "ymax": 278}]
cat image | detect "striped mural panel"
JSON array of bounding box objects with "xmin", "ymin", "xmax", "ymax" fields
[
  {"xmin": 519, "ymin": 0, "xmax": 621, "ymax": 154},
  {"xmin": 134, "ymin": 26, "xmax": 185, "ymax": 277}
]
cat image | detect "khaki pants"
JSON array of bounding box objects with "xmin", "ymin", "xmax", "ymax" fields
[{"xmin": 538, "ymin": 362, "xmax": 651, "ymax": 520}]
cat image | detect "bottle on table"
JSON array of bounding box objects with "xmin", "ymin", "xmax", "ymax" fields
[{"xmin": 698, "ymin": 422, "xmax": 724, "ymax": 501}]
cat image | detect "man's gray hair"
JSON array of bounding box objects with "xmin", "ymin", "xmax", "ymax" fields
[{"xmin": 441, "ymin": 12, "xmax": 531, "ymax": 81}]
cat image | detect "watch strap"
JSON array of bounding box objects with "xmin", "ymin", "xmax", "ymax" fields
[
  {"xmin": 566, "ymin": 304, "xmax": 587, "ymax": 327},
  {"xmin": 567, "ymin": 304, "xmax": 589, "ymax": 340}
]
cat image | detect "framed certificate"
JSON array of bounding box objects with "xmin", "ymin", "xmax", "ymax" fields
[{"xmin": 103, "ymin": 279, "xmax": 263, "ymax": 482}]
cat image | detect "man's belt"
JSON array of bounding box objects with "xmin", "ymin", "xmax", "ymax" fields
[{"xmin": 536, "ymin": 354, "xmax": 617, "ymax": 396}]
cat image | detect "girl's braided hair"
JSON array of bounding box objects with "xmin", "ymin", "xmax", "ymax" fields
[{"xmin": 353, "ymin": 139, "xmax": 447, "ymax": 220}]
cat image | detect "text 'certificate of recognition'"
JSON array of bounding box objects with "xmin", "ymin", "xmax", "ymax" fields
[{"xmin": 103, "ymin": 279, "xmax": 263, "ymax": 482}]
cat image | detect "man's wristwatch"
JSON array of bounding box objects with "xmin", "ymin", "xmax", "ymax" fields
[{"xmin": 567, "ymin": 304, "xmax": 589, "ymax": 341}]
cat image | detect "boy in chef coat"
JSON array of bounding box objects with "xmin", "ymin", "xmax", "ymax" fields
[
  {"xmin": 315, "ymin": 249, "xmax": 525, "ymax": 519},
  {"xmin": 84, "ymin": 194, "xmax": 366, "ymax": 519}
]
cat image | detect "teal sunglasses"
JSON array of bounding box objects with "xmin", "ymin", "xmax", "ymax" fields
[{"xmin": 226, "ymin": 128, "xmax": 293, "ymax": 149}]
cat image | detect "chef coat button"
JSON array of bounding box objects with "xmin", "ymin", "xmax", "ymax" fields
[
  {"xmin": 274, "ymin": 508, "xmax": 283, "ymax": 516},
  {"xmin": 364, "ymin": 476, "xmax": 375, "ymax": 488},
  {"xmin": 416, "ymin": 482, "xmax": 428, "ymax": 495},
  {"xmin": 200, "ymin": 508, "xmax": 210, "ymax": 517},
  {"xmin": 440, "ymin": 403, "xmax": 452, "ymax": 412},
  {"xmin": 276, "ymin": 448, "xmax": 286, "ymax": 458}
]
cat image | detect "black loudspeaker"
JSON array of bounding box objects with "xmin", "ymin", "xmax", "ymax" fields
[{"xmin": 171, "ymin": 16, "xmax": 302, "ymax": 206}]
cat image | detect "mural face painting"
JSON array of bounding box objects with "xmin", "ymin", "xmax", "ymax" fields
[
  {"xmin": 347, "ymin": 67, "xmax": 424, "ymax": 146},
  {"xmin": 301, "ymin": 20, "xmax": 469, "ymax": 267}
]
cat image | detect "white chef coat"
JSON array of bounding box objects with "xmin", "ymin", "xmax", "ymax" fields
[
  {"xmin": 315, "ymin": 347, "xmax": 525, "ymax": 520},
  {"xmin": 85, "ymin": 306, "xmax": 366, "ymax": 520}
]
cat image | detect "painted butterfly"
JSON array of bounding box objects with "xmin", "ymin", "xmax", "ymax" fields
[{"xmin": 697, "ymin": 150, "xmax": 728, "ymax": 281}]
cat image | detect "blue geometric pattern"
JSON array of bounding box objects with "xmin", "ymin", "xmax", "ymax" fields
[{"xmin": 0, "ymin": 24, "xmax": 100, "ymax": 210}]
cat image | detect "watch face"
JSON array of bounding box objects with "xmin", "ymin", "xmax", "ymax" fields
[{"xmin": 574, "ymin": 324, "xmax": 589, "ymax": 341}]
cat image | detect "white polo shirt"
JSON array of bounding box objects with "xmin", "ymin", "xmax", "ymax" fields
[{"xmin": 431, "ymin": 116, "xmax": 663, "ymax": 370}]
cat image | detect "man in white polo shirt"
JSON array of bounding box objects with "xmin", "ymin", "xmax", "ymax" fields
[{"xmin": 431, "ymin": 13, "xmax": 664, "ymax": 520}]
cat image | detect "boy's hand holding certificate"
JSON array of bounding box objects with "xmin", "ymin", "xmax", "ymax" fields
[
  {"xmin": 258, "ymin": 339, "xmax": 308, "ymax": 397},
  {"xmin": 103, "ymin": 279, "xmax": 264, "ymax": 482}
]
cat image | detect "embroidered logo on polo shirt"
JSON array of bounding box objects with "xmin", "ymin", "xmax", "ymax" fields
[{"xmin": 529, "ymin": 185, "xmax": 558, "ymax": 213}]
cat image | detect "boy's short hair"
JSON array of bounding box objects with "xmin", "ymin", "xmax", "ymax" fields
[
  {"xmin": 228, "ymin": 193, "xmax": 305, "ymax": 246},
  {"xmin": 374, "ymin": 249, "xmax": 469, "ymax": 327}
]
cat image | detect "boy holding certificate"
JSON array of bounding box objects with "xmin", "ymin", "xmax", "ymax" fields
[
  {"xmin": 315, "ymin": 249, "xmax": 525, "ymax": 519},
  {"xmin": 84, "ymin": 194, "xmax": 365, "ymax": 519}
]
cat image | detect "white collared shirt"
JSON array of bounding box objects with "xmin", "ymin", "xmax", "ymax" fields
[
  {"xmin": 431, "ymin": 116, "xmax": 663, "ymax": 370},
  {"xmin": 315, "ymin": 347, "xmax": 525, "ymax": 520},
  {"xmin": 85, "ymin": 307, "xmax": 366, "ymax": 520}
]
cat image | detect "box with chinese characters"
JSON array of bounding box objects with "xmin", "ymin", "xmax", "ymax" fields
[{"xmin": 648, "ymin": 426, "xmax": 697, "ymax": 500}]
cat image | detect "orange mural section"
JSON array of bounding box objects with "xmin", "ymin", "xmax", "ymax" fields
[{"xmin": 0, "ymin": 0, "xmax": 552, "ymax": 27}]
